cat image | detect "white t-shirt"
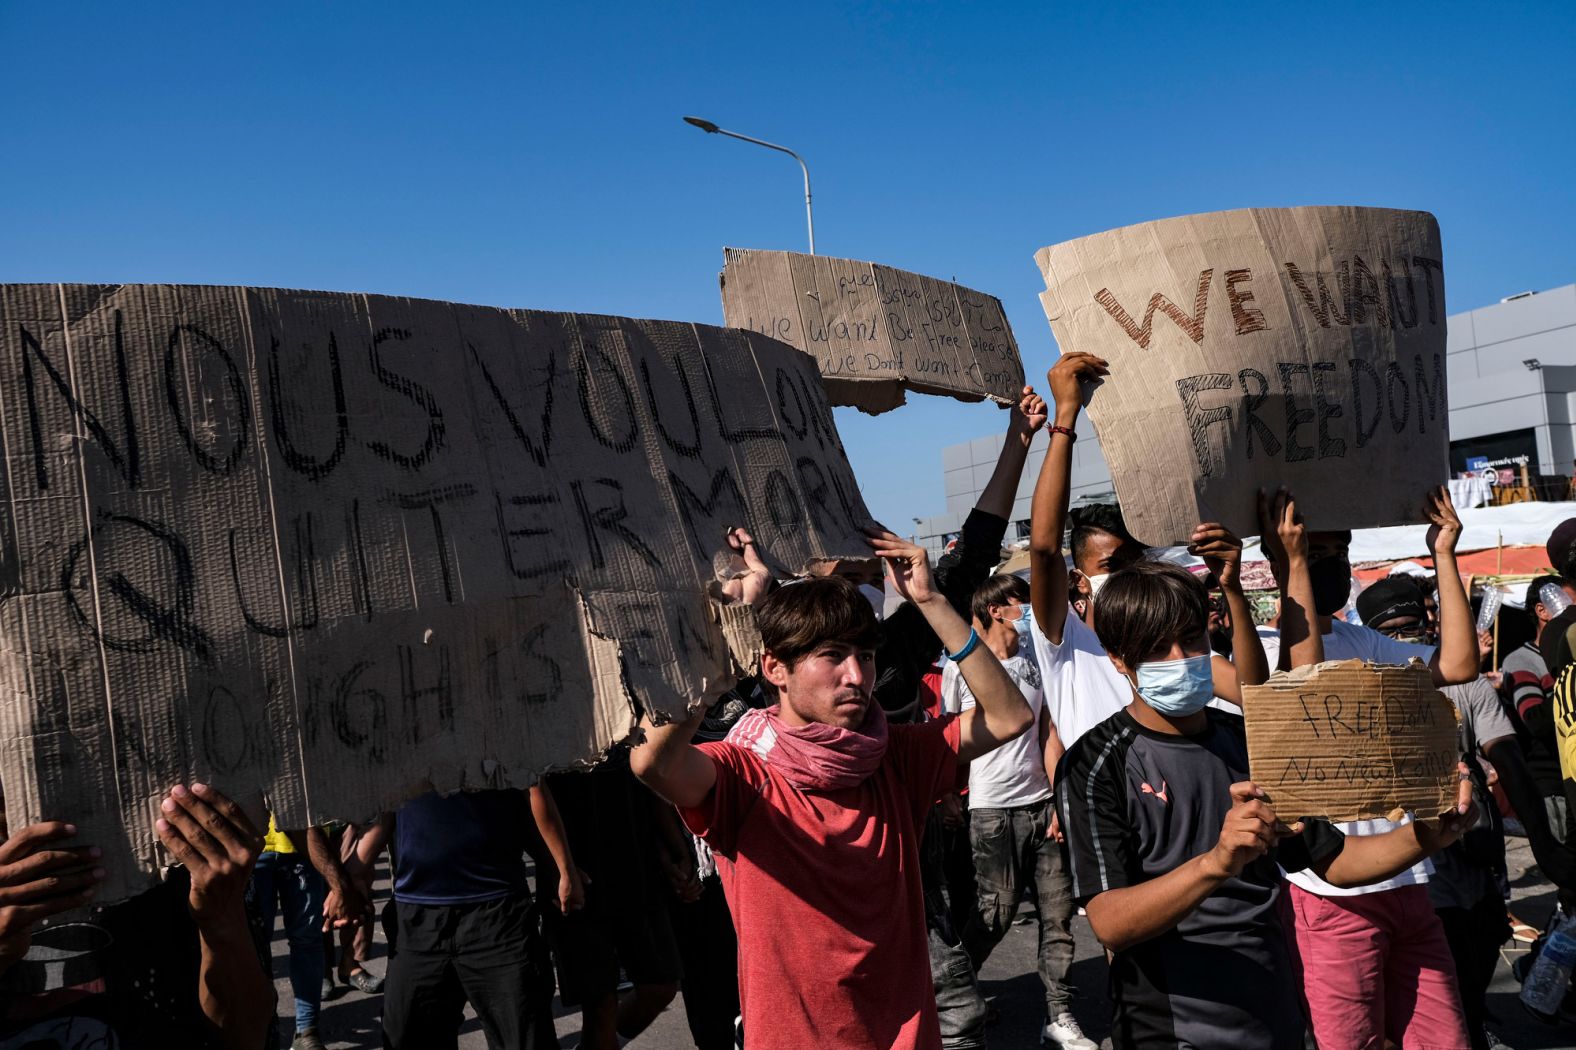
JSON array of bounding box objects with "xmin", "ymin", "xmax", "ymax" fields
[
  {"xmin": 941, "ymin": 649, "xmax": 1050, "ymax": 809},
  {"xmin": 1256, "ymin": 620, "xmax": 1440, "ymax": 897},
  {"xmin": 1027, "ymin": 609, "xmax": 1134, "ymax": 751}
]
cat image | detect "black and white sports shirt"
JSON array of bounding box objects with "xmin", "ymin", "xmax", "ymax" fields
[{"xmin": 1056, "ymin": 706, "xmax": 1343, "ymax": 1049}]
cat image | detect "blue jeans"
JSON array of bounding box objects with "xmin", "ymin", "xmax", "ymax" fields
[{"xmin": 249, "ymin": 852, "xmax": 327, "ymax": 1032}]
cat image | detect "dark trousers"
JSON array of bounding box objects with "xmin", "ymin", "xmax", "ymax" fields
[
  {"xmin": 921, "ymin": 805, "xmax": 988, "ymax": 1050},
  {"xmin": 962, "ymin": 799, "xmax": 1076, "ymax": 1015},
  {"xmin": 1437, "ymin": 893, "xmax": 1512, "ymax": 1050},
  {"xmin": 382, "ymin": 893, "xmax": 556, "ymax": 1050},
  {"xmin": 671, "ymin": 876, "xmax": 740, "ymax": 1050}
]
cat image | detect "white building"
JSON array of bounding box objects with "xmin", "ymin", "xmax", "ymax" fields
[{"xmin": 914, "ymin": 282, "xmax": 1576, "ymax": 555}]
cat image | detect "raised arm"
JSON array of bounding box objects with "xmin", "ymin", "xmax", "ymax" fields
[
  {"xmin": 155, "ymin": 784, "xmax": 275, "ymax": 1050},
  {"xmin": 866, "ymin": 527, "xmax": 1032, "ymax": 762},
  {"xmin": 877, "ymin": 392, "xmax": 1046, "ymax": 713},
  {"xmin": 1424, "ymin": 487, "xmax": 1477, "ymax": 685},
  {"xmin": 1029, "ymin": 353, "xmax": 1108, "ymax": 644},
  {"xmin": 1190, "ymin": 522, "xmax": 1264, "ymax": 702},
  {"xmin": 976, "ymin": 386, "xmax": 1047, "ymax": 520},
  {"xmin": 1259, "ymin": 488, "xmax": 1323, "ymax": 672},
  {"xmin": 630, "ymin": 711, "xmax": 715, "ymax": 809}
]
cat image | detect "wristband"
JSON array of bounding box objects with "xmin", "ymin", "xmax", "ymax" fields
[
  {"xmin": 1049, "ymin": 424, "xmax": 1077, "ymax": 442},
  {"xmin": 945, "ymin": 628, "xmax": 981, "ymax": 663}
]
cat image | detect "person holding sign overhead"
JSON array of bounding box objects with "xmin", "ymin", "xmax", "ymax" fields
[
  {"xmin": 1025, "ymin": 352, "xmax": 1268, "ymax": 755},
  {"xmin": 1254, "ymin": 488, "xmax": 1480, "ymax": 1050}
]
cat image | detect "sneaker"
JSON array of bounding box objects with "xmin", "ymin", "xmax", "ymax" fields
[
  {"xmin": 1041, "ymin": 1012, "xmax": 1098, "ymax": 1049},
  {"xmin": 292, "ymin": 1031, "xmax": 327, "ymax": 1050}
]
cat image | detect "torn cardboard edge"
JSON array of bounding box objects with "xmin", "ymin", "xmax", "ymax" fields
[
  {"xmin": 720, "ymin": 247, "xmax": 1026, "ymax": 414},
  {"xmin": 1033, "ymin": 206, "xmax": 1448, "ymax": 545},
  {"xmin": 1242, "ymin": 658, "xmax": 1458, "ymax": 823},
  {"xmin": 0, "ymin": 283, "xmax": 877, "ymax": 898}
]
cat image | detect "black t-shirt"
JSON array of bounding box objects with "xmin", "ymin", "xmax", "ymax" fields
[
  {"xmin": 393, "ymin": 788, "xmax": 533, "ymax": 905},
  {"xmin": 1056, "ymin": 707, "xmax": 1343, "ymax": 1050},
  {"xmin": 0, "ymin": 868, "xmax": 275, "ymax": 1050}
]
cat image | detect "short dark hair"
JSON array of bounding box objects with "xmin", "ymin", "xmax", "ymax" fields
[
  {"xmin": 1527, "ymin": 574, "xmax": 1567, "ymax": 623},
  {"xmin": 1069, "ymin": 503, "xmax": 1136, "ymax": 566},
  {"xmin": 1092, "ymin": 561, "xmax": 1210, "ymax": 669},
  {"xmin": 970, "ymin": 573, "xmax": 1029, "ymax": 627},
  {"xmin": 756, "ymin": 575, "xmax": 879, "ymax": 669}
]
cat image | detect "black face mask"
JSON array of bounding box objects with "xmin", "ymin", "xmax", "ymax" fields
[{"xmin": 1309, "ymin": 557, "xmax": 1353, "ymax": 617}]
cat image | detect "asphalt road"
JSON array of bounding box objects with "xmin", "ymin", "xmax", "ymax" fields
[{"xmin": 272, "ymin": 837, "xmax": 1576, "ymax": 1048}]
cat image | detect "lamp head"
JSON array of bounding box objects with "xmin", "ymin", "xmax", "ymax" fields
[{"xmin": 683, "ymin": 116, "xmax": 720, "ymax": 133}]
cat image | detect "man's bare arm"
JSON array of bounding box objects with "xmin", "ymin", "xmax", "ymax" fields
[
  {"xmin": 1028, "ymin": 353, "xmax": 1108, "ymax": 643},
  {"xmin": 867, "ymin": 528, "xmax": 1032, "ymax": 762},
  {"xmin": 630, "ymin": 711, "xmax": 715, "ymax": 809},
  {"xmin": 976, "ymin": 386, "xmax": 1046, "ymax": 519},
  {"xmin": 1424, "ymin": 486, "xmax": 1477, "ymax": 685}
]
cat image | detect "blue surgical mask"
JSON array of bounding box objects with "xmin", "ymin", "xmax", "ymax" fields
[
  {"xmin": 1012, "ymin": 602, "xmax": 1032, "ymax": 633},
  {"xmin": 1132, "ymin": 654, "xmax": 1214, "ymax": 716}
]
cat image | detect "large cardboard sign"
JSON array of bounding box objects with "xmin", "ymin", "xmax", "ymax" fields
[
  {"xmin": 720, "ymin": 248, "xmax": 1025, "ymax": 413},
  {"xmin": 1036, "ymin": 207, "xmax": 1448, "ymax": 544},
  {"xmin": 0, "ymin": 285, "xmax": 872, "ymax": 894},
  {"xmin": 1242, "ymin": 660, "xmax": 1458, "ymax": 822}
]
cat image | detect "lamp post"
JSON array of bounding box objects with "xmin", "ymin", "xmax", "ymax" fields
[{"xmin": 683, "ymin": 116, "xmax": 815, "ymax": 254}]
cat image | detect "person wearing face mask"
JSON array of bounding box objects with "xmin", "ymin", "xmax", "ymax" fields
[
  {"xmin": 1026, "ymin": 353, "xmax": 1266, "ymax": 751},
  {"xmin": 938, "ymin": 573, "xmax": 1093, "ymax": 1049},
  {"xmin": 1056, "ymin": 559, "xmax": 1479, "ymax": 1050},
  {"xmin": 1250, "ymin": 487, "xmax": 1480, "ymax": 1050}
]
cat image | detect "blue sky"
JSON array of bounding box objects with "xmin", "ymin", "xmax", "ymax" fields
[{"xmin": 3, "ymin": 1, "xmax": 1572, "ymax": 531}]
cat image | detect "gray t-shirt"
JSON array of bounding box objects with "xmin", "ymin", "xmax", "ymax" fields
[{"xmin": 1429, "ymin": 677, "xmax": 1516, "ymax": 910}]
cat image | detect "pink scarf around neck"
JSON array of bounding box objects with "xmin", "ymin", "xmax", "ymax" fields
[{"xmin": 725, "ymin": 699, "xmax": 889, "ymax": 792}]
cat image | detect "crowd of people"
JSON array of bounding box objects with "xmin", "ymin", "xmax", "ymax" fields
[{"xmin": 0, "ymin": 352, "xmax": 1574, "ymax": 1049}]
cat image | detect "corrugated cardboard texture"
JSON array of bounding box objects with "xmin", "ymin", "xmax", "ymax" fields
[
  {"xmin": 1242, "ymin": 659, "xmax": 1458, "ymax": 822},
  {"xmin": 1035, "ymin": 207, "xmax": 1448, "ymax": 544},
  {"xmin": 0, "ymin": 285, "xmax": 873, "ymax": 896},
  {"xmin": 720, "ymin": 248, "xmax": 1025, "ymax": 414}
]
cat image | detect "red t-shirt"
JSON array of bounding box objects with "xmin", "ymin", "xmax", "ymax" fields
[{"xmin": 681, "ymin": 717, "xmax": 960, "ymax": 1050}]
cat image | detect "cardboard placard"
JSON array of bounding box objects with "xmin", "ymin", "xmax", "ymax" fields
[
  {"xmin": 720, "ymin": 248, "xmax": 1025, "ymax": 413},
  {"xmin": 1035, "ymin": 207, "xmax": 1449, "ymax": 544},
  {"xmin": 0, "ymin": 285, "xmax": 872, "ymax": 895},
  {"xmin": 1242, "ymin": 659, "xmax": 1458, "ymax": 822}
]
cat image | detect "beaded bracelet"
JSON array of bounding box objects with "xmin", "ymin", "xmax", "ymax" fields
[{"xmin": 1049, "ymin": 424, "xmax": 1077, "ymax": 442}]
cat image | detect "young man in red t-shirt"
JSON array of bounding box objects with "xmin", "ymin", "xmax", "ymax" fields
[{"xmin": 632, "ymin": 528, "xmax": 1034, "ymax": 1050}]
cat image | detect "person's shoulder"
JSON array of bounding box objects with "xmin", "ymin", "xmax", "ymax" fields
[
  {"xmin": 1060, "ymin": 710, "xmax": 1136, "ymax": 776},
  {"xmin": 697, "ymin": 739, "xmax": 770, "ymax": 783}
]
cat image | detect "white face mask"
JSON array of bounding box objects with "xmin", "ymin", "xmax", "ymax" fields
[
  {"xmin": 858, "ymin": 583, "xmax": 885, "ymax": 621},
  {"xmin": 1085, "ymin": 573, "xmax": 1110, "ymax": 599}
]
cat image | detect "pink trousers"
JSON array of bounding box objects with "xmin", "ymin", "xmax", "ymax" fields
[{"xmin": 1282, "ymin": 883, "xmax": 1471, "ymax": 1050}]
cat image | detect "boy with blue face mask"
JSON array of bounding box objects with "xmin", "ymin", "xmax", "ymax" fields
[{"xmin": 1055, "ymin": 549, "xmax": 1478, "ymax": 1050}]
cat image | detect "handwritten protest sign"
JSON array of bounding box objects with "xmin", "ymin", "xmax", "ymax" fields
[
  {"xmin": 0, "ymin": 285, "xmax": 872, "ymax": 894},
  {"xmin": 1035, "ymin": 207, "xmax": 1449, "ymax": 544},
  {"xmin": 1242, "ymin": 660, "xmax": 1458, "ymax": 822},
  {"xmin": 721, "ymin": 248, "xmax": 1025, "ymax": 413}
]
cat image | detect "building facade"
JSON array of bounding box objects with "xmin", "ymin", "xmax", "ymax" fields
[{"xmin": 914, "ymin": 282, "xmax": 1576, "ymax": 555}]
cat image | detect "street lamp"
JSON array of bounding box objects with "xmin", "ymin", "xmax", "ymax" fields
[{"xmin": 682, "ymin": 116, "xmax": 815, "ymax": 254}]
